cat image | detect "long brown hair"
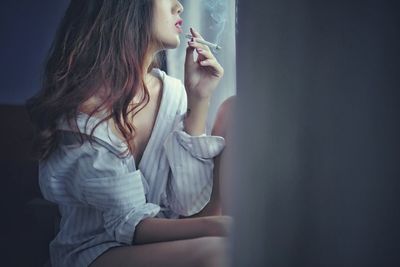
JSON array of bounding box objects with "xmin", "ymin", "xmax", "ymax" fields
[{"xmin": 26, "ymin": 0, "xmax": 162, "ymax": 161}]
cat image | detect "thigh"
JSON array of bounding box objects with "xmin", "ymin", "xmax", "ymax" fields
[{"xmin": 89, "ymin": 236, "xmax": 227, "ymax": 267}]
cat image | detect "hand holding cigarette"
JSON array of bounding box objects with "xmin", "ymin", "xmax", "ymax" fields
[
  {"xmin": 185, "ymin": 34, "xmax": 222, "ymax": 51},
  {"xmin": 184, "ymin": 27, "xmax": 224, "ymax": 100}
]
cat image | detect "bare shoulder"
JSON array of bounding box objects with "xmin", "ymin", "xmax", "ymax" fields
[
  {"xmin": 212, "ymin": 95, "xmax": 236, "ymax": 136},
  {"xmin": 219, "ymin": 96, "xmax": 236, "ymax": 112},
  {"xmin": 216, "ymin": 95, "xmax": 236, "ymax": 122}
]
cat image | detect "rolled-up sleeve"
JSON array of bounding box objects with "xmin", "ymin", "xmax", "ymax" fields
[
  {"xmin": 78, "ymin": 143, "xmax": 160, "ymax": 245},
  {"xmin": 163, "ymin": 83, "xmax": 226, "ymax": 216}
]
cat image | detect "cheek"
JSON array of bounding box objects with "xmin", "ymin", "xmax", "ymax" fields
[{"xmin": 152, "ymin": 17, "xmax": 165, "ymax": 35}]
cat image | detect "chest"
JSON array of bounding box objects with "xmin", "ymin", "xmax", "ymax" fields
[
  {"xmin": 129, "ymin": 96, "xmax": 161, "ymax": 164},
  {"xmin": 129, "ymin": 82, "xmax": 163, "ymax": 165}
]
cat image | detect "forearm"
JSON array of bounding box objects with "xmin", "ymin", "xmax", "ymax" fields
[
  {"xmin": 133, "ymin": 215, "xmax": 231, "ymax": 245},
  {"xmin": 183, "ymin": 96, "xmax": 210, "ymax": 136}
]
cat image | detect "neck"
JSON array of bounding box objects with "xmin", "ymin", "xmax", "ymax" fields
[
  {"xmin": 143, "ymin": 44, "xmax": 159, "ymax": 72},
  {"xmin": 144, "ymin": 57, "xmax": 152, "ymax": 74},
  {"xmin": 143, "ymin": 51, "xmax": 159, "ymax": 85}
]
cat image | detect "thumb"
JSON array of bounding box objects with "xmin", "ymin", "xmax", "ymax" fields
[{"xmin": 185, "ymin": 43, "xmax": 195, "ymax": 68}]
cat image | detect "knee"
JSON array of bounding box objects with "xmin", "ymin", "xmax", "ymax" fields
[
  {"xmin": 212, "ymin": 95, "xmax": 236, "ymax": 137},
  {"xmin": 194, "ymin": 237, "xmax": 229, "ymax": 267}
]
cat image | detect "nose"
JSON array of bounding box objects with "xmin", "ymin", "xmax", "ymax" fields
[{"xmin": 175, "ymin": 1, "xmax": 184, "ymax": 14}]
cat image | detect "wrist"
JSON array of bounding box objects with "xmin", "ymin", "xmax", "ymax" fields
[
  {"xmin": 183, "ymin": 107, "xmax": 208, "ymax": 136},
  {"xmin": 184, "ymin": 96, "xmax": 210, "ymax": 136},
  {"xmin": 186, "ymin": 96, "xmax": 210, "ymax": 117},
  {"xmin": 187, "ymin": 94, "xmax": 211, "ymax": 106}
]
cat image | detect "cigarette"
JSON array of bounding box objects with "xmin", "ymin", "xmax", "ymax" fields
[{"xmin": 185, "ymin": 34, "xmax": 222, "ymax": 50}]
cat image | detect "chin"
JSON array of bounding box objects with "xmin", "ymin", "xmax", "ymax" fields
[
  {"xmin": 171, "ymin": 41, "xmax": 180, "ymax": 49},
  {"xmin": 160, "ymin": 37, "xmax": 181, "ymax": 50}
]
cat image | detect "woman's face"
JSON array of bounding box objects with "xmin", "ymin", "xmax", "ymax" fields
[{"xmin": 152, "ymin": 0, "xmax": 184, "ymax": 51}]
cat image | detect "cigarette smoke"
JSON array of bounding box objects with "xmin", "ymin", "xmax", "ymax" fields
[{"xmin": 204, "ymin": 0, "xmax": 227, "ymax": 46}]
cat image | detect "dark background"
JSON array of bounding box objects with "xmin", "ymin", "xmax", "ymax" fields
[
  {"xmin": 0, "ymin": 0, "xmax": 69, "ymax": 104},
  {"xmin": 233, "ymin": 0, "xmax": 400, "ymax": 266},
  {"xmin": 0, "ymin": 1, "xmax": 69, "ymax": 266}
]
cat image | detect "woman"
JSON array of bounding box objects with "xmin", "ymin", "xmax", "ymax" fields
[{"xmin": 26, "ymin": 0, "xmax": 233, "ymax": 266}]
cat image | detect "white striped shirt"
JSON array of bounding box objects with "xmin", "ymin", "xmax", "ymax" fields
[{"xmin": 39, "ymin": 68, "xmax": 226, "ymax": 267}]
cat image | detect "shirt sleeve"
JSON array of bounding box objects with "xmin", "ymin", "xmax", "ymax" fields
[
  {"xmin": 77, "ymin": 141, "xmax": 160, "ymax": 245},
  {"xmin": 162, "ymin": 82, "xmax": 226, "ymax": 216}
]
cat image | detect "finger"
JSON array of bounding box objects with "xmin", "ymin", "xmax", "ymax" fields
[
  {"xmin": 190, "ymin": 27, "xmax": 204, "ymax": 40},
  {"xmin": 189, "ymin": 28, "xmax": 213, "ymax": 52},
  {"xmin": 199, "ymin": 58, "xmax": 216, "ymax": 67},
  {"xmin": 188, "ymin": 41, "xmax": 210, "ymax": 63},
  {"xmin": 187, "ymin": 40, "xmax": 208, "ymax": 63},
  {"xmin": 185, "ymin": 43, "xmax": 196, "ymax": 66},
  {"xmin": 199, "ymin": 58, "xmax": 224, "ymax": 74},
  {"xmin": 199, "ymin": 59, "xmax": 224, "ymax": 77},
  {"xmin": 188, "ymin": 39, "xmax": 210, "ymax": 52},
  {"xmin": 197, "ymin": 49, "xmax": 215, "ymax": 61}
]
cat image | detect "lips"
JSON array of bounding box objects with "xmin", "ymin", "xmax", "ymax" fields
[{"xmin": 175, "ymin": 19, "xmax": 183, "ymax": 32}]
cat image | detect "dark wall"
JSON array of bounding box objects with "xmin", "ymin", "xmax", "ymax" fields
[
  {"xmin": 0, "ymin": 0, "xmax": 69, "ymax": 104},
  {"xmin": 0, "ymin": 2, "xmax": 69, "ymax": 266},
  {"xmin": 233, "ymin": 1, "xmax": 400, "ymax": 266}
]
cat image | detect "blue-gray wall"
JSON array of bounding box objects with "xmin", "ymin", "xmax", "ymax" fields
[
  {"xmin": 233, "ymin": 1, "xmax": 400, "ymax": 266},
  {"xmin": 0, "ymin": 0, "xmax": 69, "ymax": 104}
]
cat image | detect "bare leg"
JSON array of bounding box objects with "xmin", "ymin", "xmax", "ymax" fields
[
  {"xmin": 188, "ymin": 96, "xmax": 236, "ymax": 217},
  {"xmin": 89, "ymin": 236, "xmax": 228, "ymax": 267}
]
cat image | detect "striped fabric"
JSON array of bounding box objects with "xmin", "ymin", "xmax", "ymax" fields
[{"xmin": 39, "ymin": 68, "xmax": 226, "ymax": 267}]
